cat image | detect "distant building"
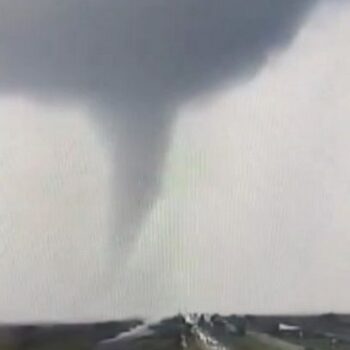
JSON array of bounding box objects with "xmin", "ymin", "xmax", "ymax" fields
[{"xmin": 278, "ymin": 323, "xmax": 303, "ymax": 338}]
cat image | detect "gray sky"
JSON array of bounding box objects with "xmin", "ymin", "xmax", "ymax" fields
[{"xmin": 0, "ymin": 0, "xmax": 349, "ymax": 322}]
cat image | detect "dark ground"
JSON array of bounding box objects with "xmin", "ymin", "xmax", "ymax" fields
[{"xmin": 1, "ymin": 314, "xmax": 350, "ymax": 350}]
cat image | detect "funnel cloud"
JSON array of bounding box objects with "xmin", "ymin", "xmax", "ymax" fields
[{"xmin": 0, "ymin": 1, "xmax": 317, "ymax": 249}]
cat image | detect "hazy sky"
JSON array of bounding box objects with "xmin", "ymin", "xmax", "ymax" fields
[{"xmin": 0, "ymin": 1, "xmax": 350, "ymax": 322}]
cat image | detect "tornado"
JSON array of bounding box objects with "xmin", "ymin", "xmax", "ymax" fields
[{"xmin": 0, "ymin": 0, "xmax": 318, "ymax": 255}]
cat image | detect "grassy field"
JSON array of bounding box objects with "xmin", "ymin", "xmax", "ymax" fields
[
  {"xmin": 193, "ymin": 332, "xmax": 350, "ymax": 350},
  {"xmin": 2, "ymin": 336, "xmax": 350, "ymax": 350},
  {"xmin": 280, "ymin": 336, "xmax": 350, "ymax": 350},
  {"xmin": 1, "ymin": 331, "xmax": 350, "ymax": 350},
  {"xmin": 0, "ymin": 334, "xmax": 289, "ymax": 350},
  {"xmin": 230, "ymin": 335, "xmax": 288, "ymax": 350}
]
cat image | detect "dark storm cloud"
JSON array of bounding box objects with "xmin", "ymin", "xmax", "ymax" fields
[{"xmin": 0, "ymin": 0, "xmax": 317, "ymax": 247}]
